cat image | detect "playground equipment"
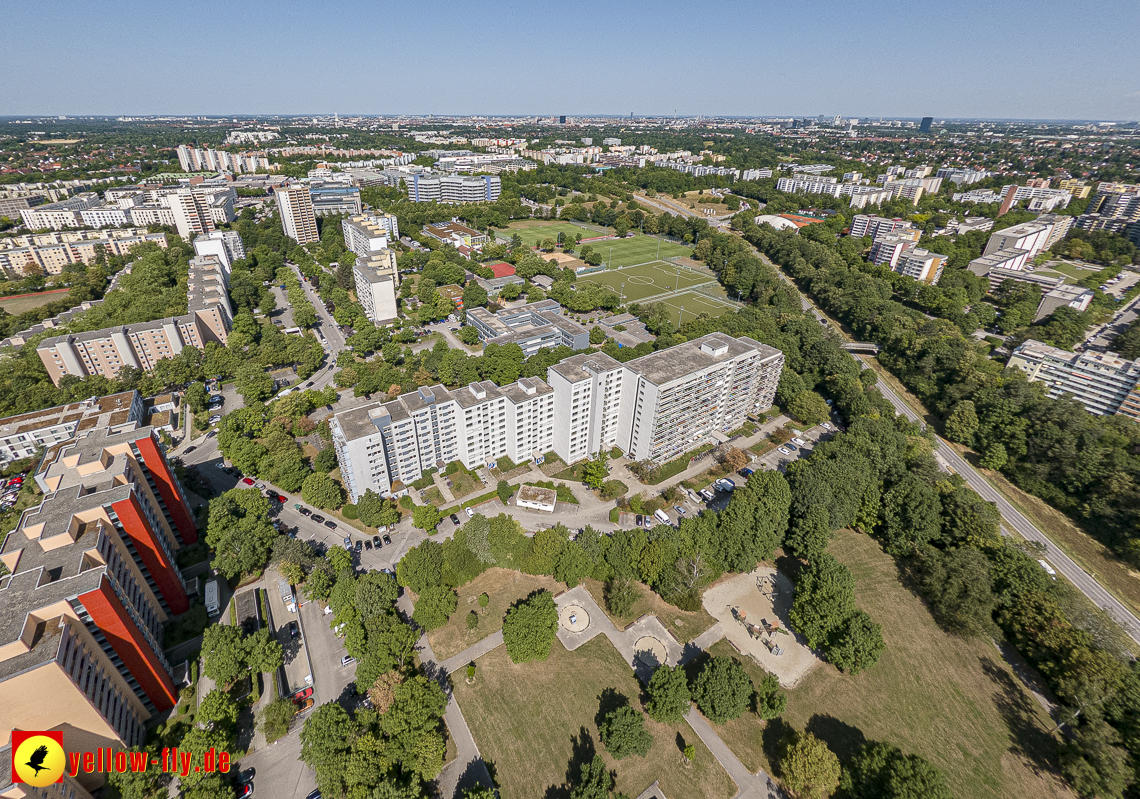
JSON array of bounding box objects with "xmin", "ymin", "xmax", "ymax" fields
[{"xmin": 731, "ymin": 605, "xmax": 787, "ymax": 653}]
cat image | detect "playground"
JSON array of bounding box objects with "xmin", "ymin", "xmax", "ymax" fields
[{"xmin": 701, "ymin": 567, "xmax": 819, "ymax": 688}]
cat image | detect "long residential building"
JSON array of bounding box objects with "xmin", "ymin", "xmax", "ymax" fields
[
  {"xmin": 1008, "ymin": 340, "xmax": 1140, "ymax": 422},
  {"xmin": 35, "ymin": 255, "xmax": 232, "ymax": 385},
  {"xmin": 353, "ymin": 250, "xmax": 399, "ymax": 325},
  {"xmin": 175, "ymin": 145, "xmax": 271, "ymax": 174},
  {"xmin": 408, "ymin": 174, "xmax": 501, "ymax": 204},
  {"xmin": 342, "ymin": 212, "xmax": 400, "ymax": 256},
  {"xmin": 192, "ymin": 229, "xmax": 245, "ymax": 272},
  {"xmin": 0, "ymin": 228, "xmax": 167, "ymax": 277},
  {"xmin": 309, "ymin": 182, "xmax": 362, "ymax": 217},
  {"xmin": 0, "ymin": 422, "xmax": 196, "ymax": 792},
  {"xmin": 331, "ymin": 334, "xmax": 783, "ymax": 501}
]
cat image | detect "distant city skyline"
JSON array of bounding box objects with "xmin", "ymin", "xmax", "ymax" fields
[{"xmin": 7, "ymin": 0, "xmax": 1140, "ymax": 120}]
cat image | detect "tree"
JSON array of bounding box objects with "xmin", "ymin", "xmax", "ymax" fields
[
  {"xmin": 785, "ymin": 503, "xmax": 831, "ymax": 562},
  {"xmin": 1060, "ymin": 715, "xmax": 1132, "ymax": 799},
  {"xmin": 458, "ymin": 326, "xmax": 481, "ymax": 345},
  {"xmin": 825, "ymin": 610, "xmax": 884, "ymax": 675},
  {"xmin": 314, "ymin": 447, "xmax": 338, "ymax": 472},
  {"xmin": 979, "ymin": 442, "xmax": 1008, "ymax": 471},
  {"xmin": 879, "ymin": 473, "xmax": 941, "ymax": 556},
  {"xmin": 462, "ymin": 282, "xmax": 488, "ymax": 308},
  {"xmin": 412, "ymin": 585, "xmax": 458, "ymax": 631},
  {"xmin": 235, "ymin": 363, "xmax": 274, "ymax": 404},
  {"xmin": 590, "ymin": 325, "xmax": 606, "ymax": 345},
  {"xmin": 186, "ymin": 381, "xmax": 209, "ymax": 413},
  {"xmin": 599, "ymin": 704, "xmax": 653, "ymax": 760},
  {"xmin": 787, "ymin": 391, "xmax": 830, "ymax": 426},
  {"xmin": 692, "ymin": 655, "xmax": 753, "ymax": 723},
  {"xmin": 358, "ymin": 490, "xmax": 399, "ymax": 528},
  {"xmin": 840, "ymin": 741, "xmax": 953, "ymax": 799},
  {"xmin": 499, "ymin": 283, "xmax": 523, "ymax": 301},
  {"xmin": 789, "ymin": 554, "xmax": 856, "ymax": 650},
  {"xmin": 502, "ymin": 590, "xmax": 559, "ymax": 663},
  {"xmin": 755, "ymin": 672, "xmax": 788, "ymax": 720},
  {"xmin": 779, "ymin": 731, "xmax": 841, "ymax": 799},
  {"xmin": 201, "ymin": 624, "xmax": 248, "ymax": 687},
  {"xmin": 570, "ymin": 755, "xmax": 614, "ymax": 799},
  {"xmin": 496, "ymin": 479, "xmax": 513, "ymax": 504},
  {"xmin": 206, "ymin": 488, "xmax": 279, "ymax": 579},
  {"xmin": 246, "ymin": 627, "xmax": 285, "ymax": 674},
  {"xmin": 944, "ymin": 400, "xmax": 979, "ymax": 446},
  {"xmin": 302, "ymin": 472, "xmax": 345, "ymax": 509},
  {"xmin": 646, "ymin": 664, "xmax": 691, "ymax": 724},
  {"xmin": 259, "ymin": 696, "xmax": 295, "ymax": 744},
  {"xmin": 412, "ymin": 504, "xmax": 442, "ymax": 532},
  {"xmin": 917, "ymin": 546, "xmax": 997, "ymax": 637},
  {"xmin": 197, "ymin": 688, "xmax": 240, "ymax": 731},
  {"xmin": 582, "ymin": 453, "xmax": 609, "ymax": 490},
  {"xmin": 303, "ymin": 567, "xmax": 334, "ymax": 602},
  {"xmin": 300, "ymin": 703, "xmax": 358, "ymax": 798},
  {"xmin": 105, "ymin": 746, "xmax": 170, "ymax": 799},
  {"xmin": 604, "ymin": 575, "xmax": 639, "ymax": 617}
]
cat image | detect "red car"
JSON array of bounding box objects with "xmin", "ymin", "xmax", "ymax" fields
[
  {"xmin": 293, "ymin": 686, "xmax": 313, "ymax": 700},
  {"xmin": 241, "ymin": 477, "xmax": 255, "ymax": 486},
  {"xmin": 275, "ymin": 495, "xmax": 287, "ymax": 503}
]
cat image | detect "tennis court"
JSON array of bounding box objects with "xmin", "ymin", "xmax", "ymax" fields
[{"xmin": 576, "ymin": 261, "xmax": 714, "ymax": 303}]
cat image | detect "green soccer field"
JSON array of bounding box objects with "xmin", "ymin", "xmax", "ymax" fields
[
  {"xmin": 657, "ymin": 289, "xmax": 738, "ymax": 325},
  {"xmin": 576, "ymin": 261, "xmax": 714, "ymax": 303},
  {"xmin": 508, "ymin": 222, "xmax": 600, "ymax": 246},
  {"xmin": 580, "ymin": 234, "xmax": 692, "ymax": 268}
]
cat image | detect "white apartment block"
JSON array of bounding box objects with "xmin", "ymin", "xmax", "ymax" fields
[
  {"xmin": 168, "ymin": 189, "xmax": 216, "ymax": 241},
  {"xmin": 193, "ymin": 230, "xmax": 245, "ymax": 272},
  {"xmin": 342, "ymin": 212, "xmax": 399, "ymax": 256},
  {"xmin": 408, "ymin": 174, "xmax": 502, "ymax": 204},
  {"xmin": 275, "ymin": 186, "xmax": 319, "ymax": 244},
  {"xmin": 331, "ymin": 379, "xmax": 555, "ymax": 502},
  {"xmin": 618, "ymin": 335, "xmax": 784, "ymax": 462},
  {"xmin": 850, "ymin": 214, "xmax": 914, "ymax": 241},
  {"xmin": 983, "ymin": 220, "xmax": 1055, "ymax": 259},
  {"xmin": 894, "ymin": 248, "xmax": 946, "ymax": 284},
  {"xmin": 20, "ymin": 194, "xmax": 101, "ymax": 230},
  {"xmin": 331, "ymin": 334, "xmax": 784, "ymax": 499},
  {"xmin": 547, "ymin": 353, "xmax": 626, "ymax": 465},
  {"xmin": 353, "ymin": 251, "xmax": 399, "ymax": 325},
  {"xmin": 741, "ymin": 169, "xmax": 774, "ymax": 181},
  {"xmin": 176, "ymin": 145, "xmax": 271, "ymax": 174},
  {"xmin": 936, "ymin": 167, "xmax": 988, "ymax": 186},
  {"xmin": 1008, "ymin": 340, "xmax": 1140, "ymax": 422},
  {"xmin": 870, "ymin": 234, "xmax": 917, "ymax": 268},
  {"xmin": 0, "ymin": 391, "xmax": 143, "ymax": 466}
]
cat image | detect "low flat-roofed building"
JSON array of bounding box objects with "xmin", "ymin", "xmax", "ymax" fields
[
  {"xmin": 0, "ymin": 391, "xmax": 143, "ymax": 467},
  {"xmin": 423, "ymin": 220, "xmax": 489, "ymax": 250},
  {"xmin": 984, "ymin": 266, "xmax": 1065, "ymax": 293},
  {"xmin": 968, "ymin": 248, "xmax": 1032, "ymax": 278},
  {"xmin": 516, "ymin": 484, "xmax": 556, "ymax": 512},
  {"xmin": 467, "ymin": 299, "xmax": 589, "ymax": 357},
  {"xmin": 1035, "ymin": 284, "xmax": 1094, "ymax": 322}
]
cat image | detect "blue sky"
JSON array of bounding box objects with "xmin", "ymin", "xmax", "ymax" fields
[{"xmin": 5, "ymin": 0, "xmax": 1139, "ymax": 120}]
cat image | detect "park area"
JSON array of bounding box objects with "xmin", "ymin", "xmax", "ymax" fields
[
  {"xmin": 507, "ymin": 221, "xmax": 603, "ymax": 247},
  {"xmin": 704, "ymin": 531, "xmax": 1075, "ymax": 799},
  {"xmin": 453, "ymin": 635, "xmax": 737, "ymax": 799}
]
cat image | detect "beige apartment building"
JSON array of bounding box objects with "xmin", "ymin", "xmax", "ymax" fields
[
  {"xmin": 0, "ymin": 229, "xmax": 168, "ymax": 277},
  {"xmin": 275, "ymin": 185, "xmax": 319, "ymax": 244},
  {"xmin": 35, "ymin": 255, "xmax": 232, "ymax": 385}
]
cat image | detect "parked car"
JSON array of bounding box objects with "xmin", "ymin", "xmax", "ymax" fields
[
  {"xmin": 699, "ymin": 488, "xmax": 715, "ymax": 502},
  {"xmin": 373, "ymin": 535, "xmax": 382, "ymax": 548},
  {"xmin": 791, "ymin": 437, "xmax": 808, "ymax": 447},
  {"xmin": 215, "ymin": 463, "xmax": 226, "ymax": 470},
  {"xmin": 777, "ymin": 446, "xmax": 791, "ymax": 455},
  {"xmin": 294, "ymin": 697, "xmax": 314, "ymax": 715},
  {"xmin": 326, "ymin": 520, "xmax": 339, "ymax": 530},
  {"xmin": 293, "ymin": 687, "xmax": 313, "ymax": 700},
  {"xmin": 254, "ymin": 482, "xmax": 265, "ymax": 489},
  {"xmin": 450, "ymin": 513, "xmax": 461, "ymax": 525},
  {"xmin": 311, "ymin": 514, "xmax": 326, "ymax": 524},
  {"xmin": 785, "ymin": 444, "xmax": 798, "ymax": 452},
  {"xmin": 208, "ymin": 415, "xmax": 222, "ymax": 423},
  {"xmin": 465, "ymin": 507, "xmax": 474, "ymax": 518},
  {"xmin": 341, "ymin": 655, "xmax": 356, "ymax": 667},
  {"xmin": 673, "ymin": 505, "xmax": 686, "ymax": 515},
  {"xmin": 343, "ymin": 537, "xmax": 351, "ymax": 548},
  {"xmin": 364, "ymin": 539, "xmax": 373, "ymax": 550},
  {"xmin": 820, "ymin": 422, "xmax": 834, "ymax": 430},
  {"xmin": 740, "ymin": 468, "xmax": 754, "ymax": 477},
  {"xmin": 266, "ymin": 490, "xmax": 280, "ymax": 500},
  {"xmin": 382, "ymin": 534, "xmax": 391, "ymax": 545},
  {"xmin": 287, "ymin": 621, "xmax": 299, "ymax": 639},
  {"xmin": 237, "ymin": 783, "xmax": 254, "ymax": 799},
  {"xmin": 274, "ymin": 495, "xmax": 286, "ymax": 503},
  {"xmin": 236, "ymin": 767, "xmax": 255, "ymax": 785},
  {"xmin": 183, "ymin": 446, "xmax": 196, "ymax": 454},
  {"xmin": 241, "ymin": 477, "xmax": 255, "ymax": 486},
  {"xmin": 635, "ymin": 514, "xmax": 643, "ymax": 527}
]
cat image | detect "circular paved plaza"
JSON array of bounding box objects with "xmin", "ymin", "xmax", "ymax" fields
[
  {"xmin": 560, "ymin": 604, "xmax": 590, "ymax": 632},
  {"xmin": 633, "ymin": 635, "xmax": 668, "ymax": 667}
]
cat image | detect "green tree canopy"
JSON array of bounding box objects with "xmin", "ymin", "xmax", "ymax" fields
[
  {"xmin": 779, "ymin": 731, "xmax": 841, "ymax": 799},
  {"xmin": 302, "ymin": 471, "xmax": 345, "ymax": 509},
  {"xmin": 692, "ymin": 655, "xmax": 753, "ymax": 724},
  {"xmin": 599, "ymin": 703, "xmax": 653, "ymax": 760},
  {"xmin": 646, "ymin": 664, "xmax": 692, "ymax": 724},
  {"xmin": 502, "ymin": 590, "xmax": 559, "ymax": 663}
]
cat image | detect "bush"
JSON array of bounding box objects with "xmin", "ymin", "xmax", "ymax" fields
[
  {"xmin": 599, "ymin": 479, "xmax": 628, "ymax": 501},
  {"xmin": 692, "ymin": 655, "xmax": 753, "ymax": 724},
  {"xmin": 599, "ymin": 704, "xmax": 653, "ymax": 760},
  {"xmin": 502, "ymin": 590, "xmax": 559, "ymax": 663},
  {"xmin": 260, "ymin": 697, "xmax": 295, "ymax": 743},
  {"xmin": 604, "ymin": 575, "xmax": 639, "ymax": 617},
  {"xmin": 341, "ymin": 503, "xmax": 359, "ymax": 520}
]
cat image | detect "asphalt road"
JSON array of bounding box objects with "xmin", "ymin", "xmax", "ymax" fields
[{"xmin": 758, "ymin": 249, "xmax": 1140, "ymax": 645}]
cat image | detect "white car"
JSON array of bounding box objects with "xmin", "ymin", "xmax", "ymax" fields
[
  {"xmin": 465, "ymin": 507, "xmax": 474, "ymax": 518},
  {"xmin": 792, "ymin": 437, "xmax": 808, "ymax": 447},
  {"xmin": 820, "ymin": 422, "xmax": 833, "ymax": 431},
  {"xmin": 209, "ymin": 415, "xmax": 222, "ymax": 423},
  {"xmin": 215, "ymin": 463, "xmax": 226, "ymax": 470},
  {"xmin": 777, "ymin": 446, "xmax": 791, "ymax": 455}
]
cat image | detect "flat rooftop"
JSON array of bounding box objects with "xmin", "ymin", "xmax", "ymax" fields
[
  {"xmin": 624, "ymin": 334, "xmax": 780, "ymax": 386},
  {"xmin": 0, "ymin": 391, "xmax": 138, "ymax": 438}
]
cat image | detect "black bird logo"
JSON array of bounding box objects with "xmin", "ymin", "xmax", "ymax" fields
[{"xmin": 25, "ymin": 745, "xmax": 49, "ymax": 777}]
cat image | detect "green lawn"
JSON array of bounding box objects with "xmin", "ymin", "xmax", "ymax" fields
[
  {"xmin": 454, "ymin": 635, "xmax": 736, "ymax": 799},
  {"xmin": 657, "ymin": 289, "xmax": 738, "ymax": 325},
  {"xmin": 708, "ymin": 530, "xmax": 1075, "ymax": 799},
  {"xmin": 507, "ymin": 222, "xmax": 601, "ymax": 246},
  {"xmin": 578, "ymin": 233, "xmax": 692, "ymax": 269}
]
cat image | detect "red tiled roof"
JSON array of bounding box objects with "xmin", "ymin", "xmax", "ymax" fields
[{"xmin": 488, "ymin": 262, "xmax": 516, "ymax": 278}]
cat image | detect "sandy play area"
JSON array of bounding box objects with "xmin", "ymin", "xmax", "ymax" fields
[{"xmin": 701, "ymin": 567, "xmax": 820, "ymax": 688}]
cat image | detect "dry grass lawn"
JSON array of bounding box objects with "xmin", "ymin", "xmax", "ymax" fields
[
  {"xmin": 0, "ymin": 288, "xmax": 69, "ymax": 314},
  {"xmin": 427, "ymin": 568, "xmax": 562, "ymax": 661},
  {"xmin": 708, "ymin": 530, "xmax": 1074, "ymax": 799},
  {"xmin": 454, "ymin": 635, "xmax": 736, "ymax": 799},
  {"xmin": 582, "ymin": 577, "xmax": 717, "ymax": 644}
]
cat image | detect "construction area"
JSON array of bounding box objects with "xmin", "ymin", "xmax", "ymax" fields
[{"xmin": 701, "ymin": 567, "xmax": 819, "ymax": 688}]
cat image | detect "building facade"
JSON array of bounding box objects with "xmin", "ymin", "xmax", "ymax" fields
[
  {"xmin": 331, "ymin": 335, "xmax": 783, "ymax": 500},
  {"xmin": 353, "ymin": 250, "xmax": 399, "ymax": 325},
  {"xmin": 342, "ymin": 212, "xmax": 400, "ymax": 256},
  {"xmin": 192, "ymin": 229, "xmax": 245, "ymax": 272},
  {"xmin": 408, "ymin": 174, "xmax": 501, "ymax": 204},
  {"xmin": 275, "ymin": 185, "xmax": 319, "ymax": 244},
  {"xmin": 1008, "ymin": 340, "xmax": 1140, "ymax": 422},
  {"xmin": 466, "ymin": 299, "xmax": 590, "ymax": 357},
  {"xmin": 0, "ymin": 229, "xmax": 167, "ymax": 277},
  {"xmin": 0, "ymin": 391, "xmax": 143, "ymax": 467},
  {"xmin": 309, "ymin": 183, "xmax": 362, "ymax": 217}
]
